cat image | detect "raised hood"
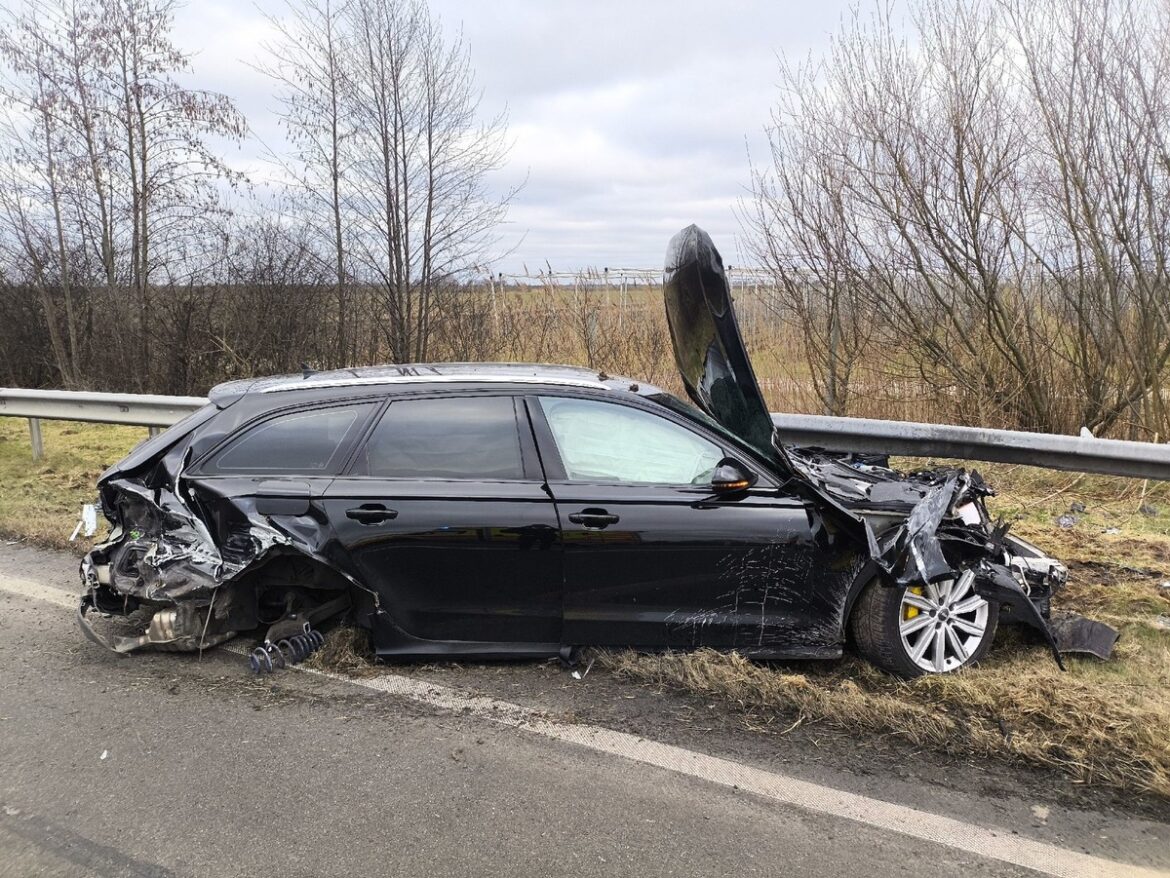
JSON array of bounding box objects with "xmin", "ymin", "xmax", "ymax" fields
[{"xmin": 663, "ymin": 224, "xmax": 775, "ymax": 457}]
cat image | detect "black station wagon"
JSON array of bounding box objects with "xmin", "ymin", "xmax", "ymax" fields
[{"xmin": 78, "ymin": 226, "xmax": 1112, "ymax": 677}]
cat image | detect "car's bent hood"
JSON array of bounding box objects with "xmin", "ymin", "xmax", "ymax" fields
[
  {"xmin": 663, "ymin": 224, "xmax": 776, "ymax": 459},
  {"xmin": 660, "ymin": 223, "xmax": 1118, "ymax": 665}
]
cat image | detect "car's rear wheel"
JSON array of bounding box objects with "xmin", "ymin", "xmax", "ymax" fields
[{"xmin": 850, "ymin": 571, "xmax": 999, "ymax": 677}]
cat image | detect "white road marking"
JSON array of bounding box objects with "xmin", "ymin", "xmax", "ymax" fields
[
  {"xmin": 2, "ymin": 572, "xmax": 1167, "ymax": 878},
  {"xmin": 0, "ymin": 576, "xmax": 77, "ymax": 610}
]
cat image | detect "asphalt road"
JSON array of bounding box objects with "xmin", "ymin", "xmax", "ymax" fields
[{"xmin": 0, "ymin": 542, "xmax": 1167, "ymax": 878}]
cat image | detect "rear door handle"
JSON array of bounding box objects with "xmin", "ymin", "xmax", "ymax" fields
[
  {"xmin": 568, "ymin": 508, "xmax": 620, "ymax": 529},
  {"xmin": 346, "ymin": 504, "xmax": 398, "ymax": 524}
]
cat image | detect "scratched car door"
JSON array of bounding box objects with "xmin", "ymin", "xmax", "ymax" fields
[{"xmin": 529, "ymin": 394, "xmax": 862, "ymax": 656}]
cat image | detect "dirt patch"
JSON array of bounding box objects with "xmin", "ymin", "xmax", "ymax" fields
[{"xmin": 1067, "ymin": 560, "xmax": 1165, "ymax": 584}]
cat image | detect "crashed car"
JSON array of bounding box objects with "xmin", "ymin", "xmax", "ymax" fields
[{"xmin": 78, "ymin": 225, "xmax": 1117, "ymax": 676}]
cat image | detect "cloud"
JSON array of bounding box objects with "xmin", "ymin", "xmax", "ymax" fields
[{"xmin": 169, "ymin": 0, "xmax": 848, "ymax": 271}]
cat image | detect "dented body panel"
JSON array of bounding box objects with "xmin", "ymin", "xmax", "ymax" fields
[
  {"xmin": 553, "ymin": 479, "xmax": 867, "ymax": 656},
  {"xmin": 662, "ymin": 224, "xmax": 1113, "ymax": 667}
]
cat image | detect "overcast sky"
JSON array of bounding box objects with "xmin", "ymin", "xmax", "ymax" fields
[{"xmin": 173, "ymin": 0, "xmax": 855, "ymax": 274}]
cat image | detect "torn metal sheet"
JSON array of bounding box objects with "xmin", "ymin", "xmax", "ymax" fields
[{"xmin": 663, "ymin": 224, "xmax": 1097, "ymax": 673}]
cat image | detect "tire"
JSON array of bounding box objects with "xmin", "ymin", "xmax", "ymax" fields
[{"xmin": 849, "ymin": 572, "xmax": 999, "ymax": 678}]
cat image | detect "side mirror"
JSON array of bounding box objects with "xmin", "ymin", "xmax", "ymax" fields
[{"xmin": 710, "ymin": 458, "xmax": 757, "ymax": 494}]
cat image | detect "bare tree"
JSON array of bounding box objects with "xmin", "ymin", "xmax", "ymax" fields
[
  {"xmin": 261, "ymin": 0, "xmax": 515, "ymax": 365},
  {"xmin": 1004, "ymin": 0, "xmax": 1170, "ymax": 436},
  {"xmin": 0, "ymin": 0, "xmax": 245, "ymax": 387},
  {"xmin": 748, "ymin": 0, "xmax": 1170, "ymax": 434},
  {"xmin": 743, "ymin": 55, "xmax": 877, "ymax": 416},
  {"xmin": 257, "ymin": 0, "xmax": 355, "ymax": 367}
]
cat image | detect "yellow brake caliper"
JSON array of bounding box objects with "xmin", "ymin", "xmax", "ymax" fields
[{"xmin": 904, "ymin": 585, "xmax": 924, "ymax": 621}]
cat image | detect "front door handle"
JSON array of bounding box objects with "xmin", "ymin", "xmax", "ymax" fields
[
  {"xmin": 568, "ymin": 508, "xmax": 620, "ymax": 529},
  {"xmin": 346, "ymin": 504, "xmax": 398, "ymax": 524}
]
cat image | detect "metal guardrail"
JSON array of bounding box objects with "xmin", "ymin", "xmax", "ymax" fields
[
  {"xmin": 0, "ymin": 388, "xmax": 208, "ymax": 426},
  {"xmin": 0, "ymin": 388, "xmax": 208, "ymax": 460},
  {"xmin": 3, "ymin": 387, "xmax": 1170, "ymax": 480},
  {"xmin": 772, "ymin": 413, "xmax": 1170, "ymax": 481}
]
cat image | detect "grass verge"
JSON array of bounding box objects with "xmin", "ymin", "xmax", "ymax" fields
[
  {"xmin": 0, "ymin": 418, "xmax": 146, "ymax": 551},
  {"xmin": 605, "ymin": 463, "xmax": 1170, "ymax": 799},
  {"xmin": 601, "ymin": 634, "xmax": 1170, "ymax": 798}
]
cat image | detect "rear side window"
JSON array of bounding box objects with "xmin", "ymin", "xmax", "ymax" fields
[
  {"xmin": 354, "ymin": 396, "xmax": 524, "ymax": 480},
  {"xmin": 207, "ymin": 404, "xmax": 371, "ymax": 474}
]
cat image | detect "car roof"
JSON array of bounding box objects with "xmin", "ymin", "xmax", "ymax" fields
[{"xmin": 208, "ymin": 362, "xmax": 665, "ymax": 404}]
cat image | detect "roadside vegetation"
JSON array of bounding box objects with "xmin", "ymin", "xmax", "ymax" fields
[
  {"xmin": 4, "ymin": 418, "xmax": 1168, "ymax": 798},
  {"xmin": 0, "ymin": 418, "xmax": 144, "ymax": 549},
  {"xmin": 606, "ymin": 467, "xmax": 1170, "ymax": 799},
  {"xmin": 5, "ymin": 0, "xmax": 1170, "ymax": 448}
]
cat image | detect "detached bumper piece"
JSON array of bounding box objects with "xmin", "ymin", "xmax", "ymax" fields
[{"xmin": 1047, "ymin": 613, "xmax": 1120, "ymax": 661}]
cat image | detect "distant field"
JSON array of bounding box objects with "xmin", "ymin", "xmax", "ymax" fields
[{"xmin": 3, "ymin": 417, "xmax": 1168, "ymax": 799}]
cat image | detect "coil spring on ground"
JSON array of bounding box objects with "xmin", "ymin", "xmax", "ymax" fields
[{"xmin": 249, "ymin": 624, "xmax": 325, "ymax": 673}]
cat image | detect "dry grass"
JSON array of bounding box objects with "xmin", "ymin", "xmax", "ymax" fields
[
  {"xmin": 465, "ymin": 285, "xmax": 922, "ymax": 422},
  {"xmin": 601, "ymin": 637, "xmax": 1170, "ymax": 797},
  {"xmin": 303, "ymin": 625, "xmax": 377, "ymax": 675},
  {"xmin": 603, "ymin": 462, "xmax": 1170, "ymax": 798},
  {"xmin": 0, "ymin": 418, "xmax": 146, "ymax": 551}
]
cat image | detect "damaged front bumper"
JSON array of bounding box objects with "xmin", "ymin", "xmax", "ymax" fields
[{"xmin": 786, "ymin": 447, "xmax": 1119, "ymax": 666}]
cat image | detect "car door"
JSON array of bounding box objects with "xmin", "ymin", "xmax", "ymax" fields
[
  {"xmin": 320, "ymin": 393, "xmax": 562, "ymax": 651},
  {"xmin": 530, "ymin": 394, "xmax": 862, "ymax": 656}
]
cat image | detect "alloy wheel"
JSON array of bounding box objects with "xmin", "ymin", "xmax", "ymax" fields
[{"xmin": 898, "ymin": 570, "xmax": 990, "ymax": 673}]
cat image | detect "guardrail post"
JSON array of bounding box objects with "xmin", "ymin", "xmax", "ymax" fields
[
  {"xmin": 28, "ymin": 417, "xmax": 43, "ymax": 461},
  {"xmin": 148, "ymin": 426, "xmax": 161, "ymax": 438}
]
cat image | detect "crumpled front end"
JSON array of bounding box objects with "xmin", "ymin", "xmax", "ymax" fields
[
  {"xmin": 787, "ymin": 447, "xmax": 1118, "ymax": 664},
  {"xmin": 665, "ymin": 223, "xmax": 1117, "ymax": 668}
]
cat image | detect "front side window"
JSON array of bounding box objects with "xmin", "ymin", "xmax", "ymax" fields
[
  {"xmin": 539, "ymin": 396, "xmax": 722, "ymax": 485},
  {"xmin": 210, "ymin": 404, "xmax": 371, "ymax": 473},
  {"xmin": 355, "ymin": 396, "xmax": 525, "ymax": 480}
]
